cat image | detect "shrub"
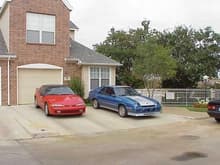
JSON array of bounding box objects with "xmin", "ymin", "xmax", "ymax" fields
[
  {"xmin": 192, "ymin": 102, "xmax": 208, "ymax": 108},
  {"xmin": 69, "ymin": 77, "xmax": 84, "ymax": 98}
]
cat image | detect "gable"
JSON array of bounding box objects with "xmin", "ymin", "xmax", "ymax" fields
[
  {"xmin": 62, "ymin": 0, "xmax": 73, "ymax": 10},
  {"xmin": 0, "ymin": 0, "xmax": 73, "ymax": 15}
]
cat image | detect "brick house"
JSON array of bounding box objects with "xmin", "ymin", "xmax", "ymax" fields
[{"xmin": 0, "ymin": 0, "xmax": 120, "ymax": 106}]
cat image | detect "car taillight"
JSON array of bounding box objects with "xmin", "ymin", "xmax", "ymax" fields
[{"xmin": 208, "ymin": 105, "xmax": 216, "ymax": 110}]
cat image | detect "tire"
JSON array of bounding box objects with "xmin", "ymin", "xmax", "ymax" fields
[
  {"xmin": 92, "ymin": 99, "xmax": 99, "ymax": 109},
  {"xmin": 34, "ymin": 97, "xmax": 40, "ymax": 108},
  {"xmin": 215, "ymin": 118, "xmax": 220, "ymax": 123},
  {"xmin": 118, "ymin": 105, "xmax": 127, "ymax": 118},
  {"xmin": 44, "ymin": 103, "xmax": 50, "ymax": 116}
]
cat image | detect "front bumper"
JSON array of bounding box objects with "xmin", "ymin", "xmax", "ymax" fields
[
  {"xmin": 50, "ymin": 106, "xmax": 86, "ymax": 115},
  {"xmin": 128, "ymin": 111, "xmax": 161, "ymax": 117}
]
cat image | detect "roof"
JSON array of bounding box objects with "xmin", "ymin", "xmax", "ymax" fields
[
  {"xmin": 69, "ymin": 21, "xmax": 79, "ymax": 30},
  {"xmin": 0, "ymin": 30, "xmax": 8, "ymax": 54},
  {"xmin": 68, "ymin": 40, "xmax": 121, "ymax": 66},
  {"xmin": 0, "ymin": 30, "xmax": 15, "ymax": 58},
  {"xmin": 0, "ymin": 0, "xmax": 72, "ymax": 15}
]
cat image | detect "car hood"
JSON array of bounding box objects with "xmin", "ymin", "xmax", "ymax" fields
[
  {"xmin": 125, "ymin": 96, "xmax": 156, "ymax": 106},
  {"xmin": 45, "ymin": 95, "xmax": 84, "ymax": 105}
]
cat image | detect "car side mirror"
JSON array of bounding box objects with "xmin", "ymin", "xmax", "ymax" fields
[{"xmin": 40, "ymin": 92, "xmax": 44, "ymax": 96}]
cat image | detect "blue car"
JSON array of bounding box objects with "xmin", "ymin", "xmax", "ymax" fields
[{"xmin": 88, "ymin": 86, "xmax": 161, "ymax": 117}]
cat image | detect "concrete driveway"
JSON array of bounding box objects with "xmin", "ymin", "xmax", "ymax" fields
[{"xmin": 0, "ymin": 105, "xmax": 208, "ymax": 140}]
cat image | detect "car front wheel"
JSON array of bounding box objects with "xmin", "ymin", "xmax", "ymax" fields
[
  {"xmin": 215, "ymin": 118, "xmax": 220, "ymax": 123},
  {"xmin": 92, "ymin": 99, "xmax": 99, "ymax": 109},
  {"xmin": 118, "ymin": 105, "xmax": 127, "ymax": 118},
  {"xmin": 44, "ymin": 103, "xmax": 50, "ymax": 116}
]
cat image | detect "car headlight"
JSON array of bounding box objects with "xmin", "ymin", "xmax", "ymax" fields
[
  {"xmin": 75, "ymin": 103, "xmax": 85, "ymax": 106},
  {"xmin": 51, "ymin": 104, "xmax": 64, "ymax": 107},
  {"xmin": 134, "ymin": 102, "xmax": 141, "ymax": 108}
]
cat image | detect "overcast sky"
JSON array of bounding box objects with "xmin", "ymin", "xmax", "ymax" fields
[
  {"xmin": 0, "ymin": 0, "xmax": 219, "ymax": 48},
  {"xmin": 70, "ymin": 0, "xmax": 220, "ymax": 48}
]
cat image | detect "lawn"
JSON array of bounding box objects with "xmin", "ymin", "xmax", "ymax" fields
[{"xmin": 187, "ymin": 107, "xmax": 207, "ymax": 112}]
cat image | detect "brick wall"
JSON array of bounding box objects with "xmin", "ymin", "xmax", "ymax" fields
[
  {"xmin": 0, "ymin": 61, "xmax": 8, "ymax": 105},
  {"xmin": 7, "ymin": 0, "xmax": 72, "ymax": 104}
]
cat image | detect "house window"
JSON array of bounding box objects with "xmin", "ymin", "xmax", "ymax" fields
[
  {"xmin": 26, "ymin": 12, "xmax": 55, "ymax": 44},
  {"xmin": 90, "ymin": 67, "xmax": 110, "ymax": 90}
]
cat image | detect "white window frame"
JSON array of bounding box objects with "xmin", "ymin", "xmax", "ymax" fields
[
  {"xmin": 89, "ymin": 66, "xmax": 111, "ymax": 90},
  {"xmin": 26, "ymin": 12, "xmax": 56, "ymax": 44}
]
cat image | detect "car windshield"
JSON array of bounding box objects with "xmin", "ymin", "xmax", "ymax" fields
[
  {"xmin": 114, "ymin": 87, "xmax": 139, "ymax": 96},
  {"xmin": 45, "ymin": 86, "xmax": 74, "ymax": 95}
]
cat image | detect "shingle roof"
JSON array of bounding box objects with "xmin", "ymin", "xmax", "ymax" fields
[
  {"xmin": 0, "ymin": 30, "xmax": 15, "ymax": 57},
  {"xmin": 0, "ymin": 30, "xmax": 9, "ymax": 55},
  {"xmin": 68, "ymin": 40, "xmax": 121, "ymax": 66},
  {"xmin": 69, "ymin": 21, "xmax": 79, "ymax": 30}
]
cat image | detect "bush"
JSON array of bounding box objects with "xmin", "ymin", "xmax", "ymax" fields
[
  {"xmin": 69, "ymin": 77, "xmax": 84, "ymax": 98},
  {"xmin": 192, "ymin": 102, "xmax": 208, "ymax": 108}
]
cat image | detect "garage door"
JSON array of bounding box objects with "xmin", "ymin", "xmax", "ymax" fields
[{"xmin": 18, "ymin": 68, "xmax": 62, "ymax": 104}]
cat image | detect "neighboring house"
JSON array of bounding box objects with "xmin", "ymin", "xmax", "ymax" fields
[{"xmin": 0, "ymin": 0, "xmax": 120, "ymax": 106}]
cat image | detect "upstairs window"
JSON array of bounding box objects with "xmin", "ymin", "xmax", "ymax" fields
[{"xmin": 26, "ymin": 13, "xmax": 55, "ymax": 44}]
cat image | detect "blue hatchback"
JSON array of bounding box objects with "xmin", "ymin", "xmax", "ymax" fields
[{"xmin": 88, "ymin": 86, "xmax": 161, "ymax": 117}]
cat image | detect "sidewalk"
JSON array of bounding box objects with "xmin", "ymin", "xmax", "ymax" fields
[{"xmin": 162, "ymin": 106, "xmax": 209, "ymax": 119}]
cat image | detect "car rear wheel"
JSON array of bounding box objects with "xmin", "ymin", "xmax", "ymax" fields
[
  {"xmin": 118, "ymin": 105, "xmax": 127, "ymax": 118},
  {"xmin": 92, "ymin": 99, "xmax": 99, "ymax": 109},
  {"xmin": 34, "ymin": 97, "xmax": 39, "ymax": 108},
  {"xmin": 215, "ymin": 118, "xmax": 220, "ymax": 123},
  {"xmin": 44, "ymin": 103, "xmax": 50, "ymax": 116}
]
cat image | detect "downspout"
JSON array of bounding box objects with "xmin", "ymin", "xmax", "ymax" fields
[{"xmin": 7, "ymin": 56, "xmax": 10, "ymax": 105}]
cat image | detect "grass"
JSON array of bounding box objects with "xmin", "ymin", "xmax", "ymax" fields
[
  {"xmin": 86, "ymin": 102, "xmax": 92, "ymax": 106},
  {"xmin": 187, "ymin": 107, "xmax": 207, "ymax": 112},
  {"xmin": 84, "ymin": 99, "xmax": 92, "ymax": 106}
]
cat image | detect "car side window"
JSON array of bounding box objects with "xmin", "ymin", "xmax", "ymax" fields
[
  {"xmin": 99, "ymin": 87, "xmax": 107, "ymax": 95},
  {"xmin": 106, "ymin": 87, "xmax": 115, "ymax": 96},
  {"xmin": 99, "ymin": 87, "xmax": 115, "ymax": 96}
]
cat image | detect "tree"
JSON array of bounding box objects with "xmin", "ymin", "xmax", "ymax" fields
[
  {"xmin": 95, "ymin": 21, "xmax": 220, "ymax": 89},
  {"xmin": 94, "ymin": 27, "xmax": 141, "ymax": 87},
  {"xmin": 158, "ymin": 26, "xmax": 220, "ymax": 88},
  {"xmin": 95, "ymin": 20, "xmax": 158, "ymax": 87},
  {"xmin": 134, "ymin": 39, "xmax": 176, "ymax": 97}
]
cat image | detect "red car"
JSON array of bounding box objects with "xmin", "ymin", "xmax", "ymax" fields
[{"xmin": 34, "ymin": 85, "xmax": 86, "ymax": 116}]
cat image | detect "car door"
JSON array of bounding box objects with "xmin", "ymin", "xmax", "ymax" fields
[
  {"xmin": 97, "ymin": 87, "xmax": 109, "ymax": 107},
  {"xmin": 104, "ymin": 87, "xmax": 118, "ymax": 110},
  {"xmin": 97, "ymin": 87, "xmax": 117, "ymax": 110}
]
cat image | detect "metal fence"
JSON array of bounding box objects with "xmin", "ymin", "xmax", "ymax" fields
[{"xmin": 136, "ymin": 88, "xmax": 220, "ymax": 106}]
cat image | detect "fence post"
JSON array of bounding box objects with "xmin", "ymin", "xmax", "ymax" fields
[{"xmin": 186, "ymin": 89, "xmax": 188, "ymax": 107}]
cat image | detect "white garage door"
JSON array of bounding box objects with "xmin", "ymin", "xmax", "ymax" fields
[{"xmin": 18, "ymin": 67, "xmax": 62, "ymax": 104}]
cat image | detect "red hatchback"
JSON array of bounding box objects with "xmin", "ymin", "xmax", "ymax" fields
[{"xmin": 34, "ymin": 85, "xmax": 86, "ymax": 116}]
